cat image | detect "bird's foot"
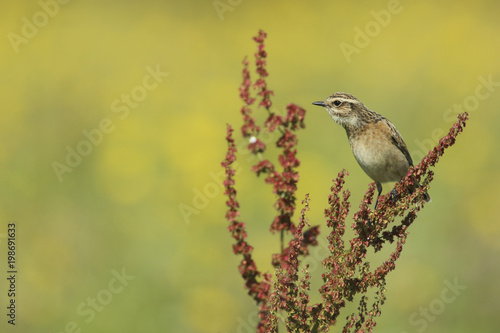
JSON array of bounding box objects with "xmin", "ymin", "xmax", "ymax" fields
[{"xmin": 389, "ymin": 188, "xmax": 398, "ymax": 204}]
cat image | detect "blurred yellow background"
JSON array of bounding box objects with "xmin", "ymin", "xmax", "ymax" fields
[{"xmin": 0, "ymin": 0, "xmax": 499, "ymax": 332}]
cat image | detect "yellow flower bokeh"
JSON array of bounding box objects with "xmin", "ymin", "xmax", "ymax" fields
[{"xmin": 1, "ymin": 0, "xmax": 499, "ymax": 332}]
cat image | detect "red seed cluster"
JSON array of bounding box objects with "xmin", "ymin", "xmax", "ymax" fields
[{"xmin": 222, "ymin": 29, "xmax": 469, "ymax": 332}]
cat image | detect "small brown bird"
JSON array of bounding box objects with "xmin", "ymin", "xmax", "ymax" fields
[{"xmin": 313, "ymin": 92, "xmax": 430, "ymax": 208}]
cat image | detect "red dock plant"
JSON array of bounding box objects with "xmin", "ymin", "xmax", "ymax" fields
[{"xmin": 221, "ymin": 30, "xmax": 469, "ymax": 332}]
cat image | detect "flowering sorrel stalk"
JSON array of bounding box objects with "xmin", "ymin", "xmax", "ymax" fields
[
  {"xmin": 243, "ymin": 30, "xmax": 313, "ymax": 263},
  {"xmin": 222, "ymin": 29, "xmax": 469, "ymax": 332},
  {"xmin": 222, "ymin": 125, "xmax": 272, "ymax": 332}
]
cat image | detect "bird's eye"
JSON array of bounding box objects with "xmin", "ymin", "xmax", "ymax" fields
[{"xmin": 333, "ymin": 100, "xmax": 342, "ymax": 107}]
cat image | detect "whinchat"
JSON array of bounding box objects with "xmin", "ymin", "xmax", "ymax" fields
[{"xmin": 313, "ymin": 92, "xmax": 430, "ymax": 208}]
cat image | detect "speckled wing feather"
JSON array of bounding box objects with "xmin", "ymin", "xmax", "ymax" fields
[{"xmin": 385, "ymin": 119, "xmax": 414, "ymax": 167}]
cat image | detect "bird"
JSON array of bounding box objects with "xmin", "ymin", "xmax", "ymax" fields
[{"xmin": 312, "ymin": 92, "xmax": 430, "ymax": 209}]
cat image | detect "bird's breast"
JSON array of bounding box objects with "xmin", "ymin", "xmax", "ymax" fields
[{"xmin": 348, "ymin": 123, "xmax": 410, "ymax": 183}]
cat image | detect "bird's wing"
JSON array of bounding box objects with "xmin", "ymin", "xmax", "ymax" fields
[{"xmin": 385, "ymin": 119, "xmax": 414, "ymax": 167}]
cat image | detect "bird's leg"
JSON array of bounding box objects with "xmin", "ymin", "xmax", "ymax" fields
[
  {"xmin": 369, "ymin": 182, "xmax": 383, "ymax": 229},
  {"xmin": 280, "ymin": 229, "xmax": 284, "ymax": 253},
  {"xmin": 374, "ymin": 182, "xmax": 383, "ymax": 210}
]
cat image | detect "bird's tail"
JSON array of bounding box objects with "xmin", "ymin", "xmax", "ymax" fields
[
  {"xmin": 422, "ymin": 190, "xmax": 431, "ymax": 202},
  {"xmin": 407, "ymin": 179, "xmax": 431, "ymax": 202}
]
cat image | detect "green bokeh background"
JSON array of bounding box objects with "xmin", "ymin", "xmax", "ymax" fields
[{"xmin": 0, "ymin": 1, "xmax": 499, "ymax": 332}]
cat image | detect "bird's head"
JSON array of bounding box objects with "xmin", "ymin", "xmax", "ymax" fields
[{"xmin": 312, "ymin": 92, "xmax": 366, "ymax": 129}]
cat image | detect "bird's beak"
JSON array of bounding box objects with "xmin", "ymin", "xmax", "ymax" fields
[{"xmin": 312, "ymin": 101, "xmax": 326, "ymax": 107}]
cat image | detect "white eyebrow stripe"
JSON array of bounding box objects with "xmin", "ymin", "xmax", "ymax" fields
[{"xmin": 329, "ymin": 97, "xmax": 359, "ymax": 104}]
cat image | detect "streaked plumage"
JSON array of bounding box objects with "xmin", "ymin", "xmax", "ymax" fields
[{"xmin": 313, "ymin": 92, "xmax": 429, "ymax": 207}]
